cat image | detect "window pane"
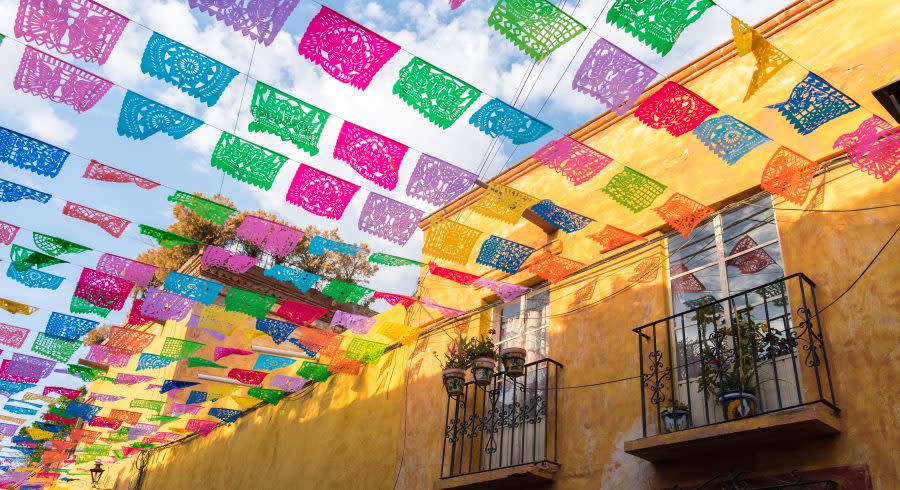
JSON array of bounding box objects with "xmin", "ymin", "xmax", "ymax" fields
[
  {"xmin": 671, "ymin": 263, "xmax": 725, "ymax": 315},
  {"xmin": 523, "ymin": 328, "xmax": 548, "ymax": 362},
  {"xmin": 499, "ymin": 301, "xmax": 521, "ymax": 343},
  {"xmin": 524, "ymin": 290, "xmax": 549, "ymax": 329},
  {"xmin": 726, "ymin": 243, "xmax": 785, "ymax": 295},
  {"xmin": 669, "ymin": 220, "xmax": 717, "ymax": 275},
  {"xmin": 722, "ymin": 196, "xmax": 778, "ymax": 252}
]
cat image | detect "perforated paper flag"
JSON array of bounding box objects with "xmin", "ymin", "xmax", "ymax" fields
[
  {"xmin": 731, "ymin": 18, "xmax": 791, "ymax": 100},
  {"xmin": 30, "ymin": 333, "xmax": 80, "ymax": 363},
  {"xmin": 225, "ymin": 288, "xmax": 275, "ymax": 318},
  {"xmin": 14, "ymin": 47, "xmax": 112, "ymax": 112},
  {"xmin": 602, "ymin": 167, "xmax": 666, "ymax": 212},
  {"xmin": 473, "ymin": 278, "xmax": 529, "ymax": 302},
  {"xmin": 62, "ymin": 202, "xmax": 131, "ymax": 237},
  {"xmin": 653, "ymin": 193, "xmax": 715, "ymax": 238},
  {"xmin": 118, "ymin": 91, "xmax": 202, "ymax": 141},
  {"xmin": 83, "ymin": 160, "xmax": 160, "ymax": 189},
  {"xmin": 163, "ymin": 272, "xmax": 222, "ymax": 306},
  {"xmin": 726, "ymin": 235, "xmax": 776, "ymax": 275},
  {"xmin": 529, "ymin": 200, "xmax": 592, "ymax": 232},
  {"xmin": 374, "ymin": 292, "xmax": 416, "ymax": 307},
  {"xmin": 298, "ymin": 6, "xmax": 400, "ymax": 90},
  {"xmin": 85, "ymin": 345, "xmax": 130, "ymax": 367},
  {"xmin": 606, "ymin": 0, "xmax": 713, "ymax": 56},
  {"xmin": 296, "ymin": 327, "xmax": 341, "ymax": 358},
  {"xmin": 263, "ymin": 264, "xmax": 320, "ymax": 291},
  {"xmin": 393, "ymin": 57, "xmax": 481, "ymax": 128},
  {"xmin": 767, "ymin": 72, "xmax": 859, "ymax": 135},
  {"xmin": 141, "ymin": 33, "xmax": 237, "ymax": 106},
  {"xmin": 0, "ymin": 298, "xmax": 36, "ymax": 316},
  {"xmin": 276, "ymin": 301, "xmax": 327, "ymax": 326},
  {"xmin": 114, "ymin": 373, "xmax": 154, "ymax": 385},
  {"xmin": 255, "ymin": 318, "xmax": 298, "ymax": 344},
  {"xmin": 9, "ymin": 245, "xmax": 66, "ymax": 271},
  {"xmin": 187, "ymin": 357, "xmax": 225, "ymax": 369},
  {"xmin": 236, "ymin": 215, "xmax": 305, "ymax": 258},
  {"xmin": 429, "ymin": 262, "xmax": 480, "ymax": 286},
  {"xmin": 406, "ymin": 154, "xmax": 478, "ymax": 206},
  {"xmin": 253, "ymin": 354, "xmax": 295, "ymax": 371},
  {"xmin": 160, "ymin": 380, "xmax": 198, "ymax": 394},
  {"xmin": 0, "ymin": 127, "xmax": 68, "ymax": 177},
  {"xmin": 333, "ymin": 122, "xmax": 408, "ymax": 190},
  {"xmin": 344, "ymin": 338, "xmax": 387, "ymax": 364},
  {"xmin": 97, "ymin": 254, "xmax": 157, "ymax": 287},
  {"xmin": 529, "ymin": 253, "xmax": 584, "ymax": 284},
  {"xmin": 488, "ymin": 0, "xmax": 586, "ymax": 61},
  {"xmin": 6, "ymin": 263, "xmax": 63, "ymax": 289},
  {"xmin": 188, "ymin": 0, "xmax": 299, "ymax": 46},
  {"xmin": 330, "ymin": 311, "xmax": 375, "ymax": 335},
  {"xmin": 286, "ymin": 164, "xmax": 360, "ymax": 219},
  {"xmin": 296, "ymin": 361, "xmax": 332, "ymax": 382},
  {"xmin": 572, "ymin": 38, "xmax": 657, "ymax": 114},
  {"xmin": 248, "ymin": 387, "xmax": 285, "ymax": 405},
  {"xmin": 141, "ymin": 288, "xmax": 196, "ymax": 321},
  {"xmin": 14, "ymin": 0, "xmax": 127, "ymax": 64},
  {"xmin": 45, "ymin": 312, "xmax": 98, "ymax": 340},
  {"xmin": 693, "ymin": 115, "xmax": 770, "ymax": 165},
  {"xmin": 328, "ymin": 352, "xmax": 363, "ymax": 375},
  {"xmin": 208, "ymin": 407, "xmax": 242, "ymax": 424},
  {"xmin": 200, "ymin": 245, "xmax": 259, "ymax": 274},
  {"xmin": 469, "ymin": 99, "xmax": 552, "ymax": 144},
  {"xmin": 0, "ymin": 220, "xmax": 20, "ymax": 246},
  {"xmin": 161, "ymin": 337, "xmax": 205, "ymax": 360},
  {"xmin": 833, "ymin": 116, "xmax": 899, "ymax": 183},
  {"xmin": 307, "ymin": 236, "xmax": 359, "ymax": 255},
  {"xmin": 74, "ymin": 268, "xmax": 133, "ymax": 311},
  {"xmin": 533, "ymin": 135, "xmax": 613, "ymax": 186},
  {"xmin": 368, "ymin": 253, "xmax": 422, "ymax": 268},
  {"xmin": 136, "ymin": 353, "xmax": 177, "ymax": 371},
  {"xmin": 228, "ymin": 368, "xmax": 266, "ymax": 386},
  {"xmin": 635, "ymin": 82, "xmax": 717, "ymax": 136},
  {"xmin": 270, "ymin": 374, "xmax": 308, "ymax": 392},
  {"xmin": 472, "ymin": 183, "xmax": 539, "ymax": 224},
  {"xmin": 759, "ymin": 147, "xmax": 820, "ymax": 205},
  {"xmin": 168, "ymin": 192, "xmax": 236, "ymax": 225},
  {"xmin": 0, "ymin": 178, "xmax": 51, "ymax": 203},
  {"xmin": 358, "ymin": 193, "xmax": 424, "ymax": 245},
  {"xmin": 211, "ymin": 133, "xmax": 287, "ymax": 190},
  {"xmin": 32, "ymin": 232, "xmax": 90, "ymax": 256},
  {"xmin": 249, "ymin": 82, "xmax": 329, "ymax": 155},
  {"xmin": 321, "ymin": 280, "xmax": 373, "ymax": 304},
  {"xmin": 106, "ymin": 326, "xmax": 155, "ymax": 354},
  {"xmin": 130, "ymin": 399, "xmax": 164, "ymax": 412},
  {"xmin": 587, "ymin": 225, "xmax": 646, "ymax": 253},
  {"xmin": 213, "ymin": 347, "xmax": 253, "ymax": 361},
  {"xmin": 140, "ymin": 224, "xmax": 200, "ymax": 249},
  {"xmin": 476, "ymin": 236, "xmax": 534, "ymax": 274}
]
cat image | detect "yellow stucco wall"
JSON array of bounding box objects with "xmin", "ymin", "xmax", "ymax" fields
[{"xmin": 80, "ymin": 0, "xmax": 898, "ymax": 488}]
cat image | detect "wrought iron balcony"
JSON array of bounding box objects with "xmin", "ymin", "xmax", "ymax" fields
[
  {"xmin": 633, "ymin": 273, "xmax": 838, "ymax": 439},
  {"xmin": 440, "ymin": 358, "xmax": 562, "ymax": 479}
]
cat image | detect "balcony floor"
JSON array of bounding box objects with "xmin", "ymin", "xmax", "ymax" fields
[
  {"xmin": 624, "ymin": 401, "xmax": 841, "ymax": 462},
  {"xmin": 435, "ymin": 463, "xmax": 559, "ymax": 489}
]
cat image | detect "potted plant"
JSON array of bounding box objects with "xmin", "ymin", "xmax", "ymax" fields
[
  {"xmin": 694, "ymin": 304, "xmax": 765, "ymax": 420},
  {"xmin": 660, "ymin": 400, "xmax": 691, "ymax": 433},
  {"xmin": 464, "ymin": 335, "xmax": 498, "ymax": 386},
  {"xmin": 435, "ymin": 337, "xmax": 470, "ymax": 397},
  {"xmin": 500, "ymin": 346, "xmax": 527, "ymax": 378}
]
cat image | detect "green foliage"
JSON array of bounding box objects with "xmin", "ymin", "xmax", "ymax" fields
[
  {"xmin": 463, "ymin": 335, "xmax": 498, "ymax": 360},
  {"xmin": 434, "ymin": 335, "xmax": 470, "ymax": 370}
]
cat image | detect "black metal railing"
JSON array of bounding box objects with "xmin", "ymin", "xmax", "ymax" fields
[
  {"xmin": 634, "ymin": 273, "xmax": 837, "ymax": 438},
  {"xmin": 440, "ymin": 358, "xmax": 562, "ymax": 479}
]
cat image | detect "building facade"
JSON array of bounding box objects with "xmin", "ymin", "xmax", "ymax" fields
[{"xmin": 98, "ymin": 0, "xmax": 898, "ymax": 488}]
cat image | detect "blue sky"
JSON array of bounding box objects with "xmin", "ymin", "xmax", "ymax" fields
[{"xmin": 0, "ymin": 0, "xmax": 792, "ymax": 432}]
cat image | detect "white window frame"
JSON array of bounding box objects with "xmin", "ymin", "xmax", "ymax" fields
[{"xmin": 491, "ymin": 288, "xmax": 550, "ymax": 361}]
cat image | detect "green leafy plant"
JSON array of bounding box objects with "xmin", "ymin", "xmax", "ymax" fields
[
  {"xmin": 463, "ymin": 334, "xmax": 498, "ymax": 360},
  {"xmin": 434, "ymin": 335, "xmax": 470, "ymax": 370},
  {"xmin": 661, "ymin": 400, "xmax": 690, "ymax": 413},
  {"xmin": 694, "ymin": 304, "xmax": 770, "ymax": 401}
]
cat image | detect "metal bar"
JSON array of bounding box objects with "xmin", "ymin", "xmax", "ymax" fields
[
  {"xmin": 798, "ymin": 279, "xmax": 824, "ymax": 400},
  {"xmin": 250, "ymin": 345, "xmax": 315, "ymax": 360},
  {"xmin": 679, "ymin": 315, "xmax": 693, "ymax": 429},
  {"xmin": 760, "ymin": 288, "xmax": 784, "ymax": 409},
  {"xmin": 808, "ymin": 279, "xmax": 837, "ymax": 405},
  {"xmin": 638, "ymin": 329, "xmax": 647, "ymax": 437}
]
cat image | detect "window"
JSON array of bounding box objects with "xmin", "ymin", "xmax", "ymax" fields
[
  {"xmin": 666, "ymin": 196, "xmax": 800, "ymax": 424},
  {"xmin": 493, "ymin": 289, "xmax": 549, "ymax": 362},
  {"xmin": 667, "ymin": 195, "xmax": 785, "ymax": 314}
]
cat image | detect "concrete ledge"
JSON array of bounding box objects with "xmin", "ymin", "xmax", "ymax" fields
[
  {"xmin": 435, "ymin": 463, "xmax": 559, "ymax": 490},
  {"xmin": 624, "ymin": 401, "xmax": 841, "ymax": 462}
]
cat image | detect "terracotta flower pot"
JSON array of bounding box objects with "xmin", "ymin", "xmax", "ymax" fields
[
  {"xmin": 442, "ymin": 368, "xmax": 466, "ymax": 397},
  {"xmin": 470, "ymin": 356, "xmax": 497, "ymax": 386},
  {"xmin": 500, "ymin": 347, "xmax": 527, "ymax": 378}
]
